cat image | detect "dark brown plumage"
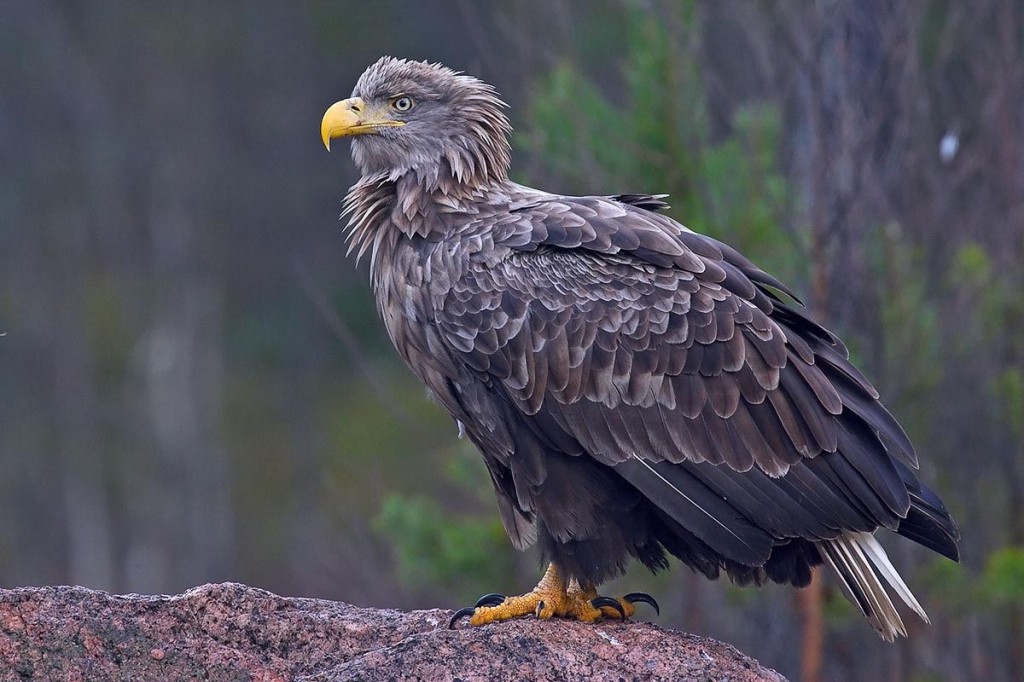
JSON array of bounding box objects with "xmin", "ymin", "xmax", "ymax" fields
[{"xmin": 322, "ymin": 57, "xmax": 959, "ymax": 639}]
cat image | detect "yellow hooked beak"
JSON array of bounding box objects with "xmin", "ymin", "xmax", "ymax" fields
[{"xmin": 320, "ymin": 97, "xmax": 405, "ymax": 151}]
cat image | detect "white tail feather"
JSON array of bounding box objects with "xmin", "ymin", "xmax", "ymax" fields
[
  {"xmin": 818, "ymin": 532, "xmax": 928, "ymax": 641},
  {"xmin": 857, "ymin": 532, "xmax": 929, "ymax": 623}
]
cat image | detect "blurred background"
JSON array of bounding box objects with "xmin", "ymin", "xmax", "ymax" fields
[{"xmin": 1, "ymin": 1, "xmax": 1022, "ymax": 680}]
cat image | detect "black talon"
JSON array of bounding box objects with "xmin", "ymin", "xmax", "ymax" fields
[
  {"xmin": 590, "ymin": 596, "xmax": 627, "ymax": 620},
  {"xmin": 535, "ymin": 600, "xmax": 545, "ymax": 617},
  {"xmin": 623, "ymin": 592, "xmax": 660, "ymax": 616},
  {"xmin": 449, "ymin": 606, "xmax": 477, "ymax": 629},
  {"xmin": 474, "ymin": 593, "xmax": 506, "ymax": 608}
]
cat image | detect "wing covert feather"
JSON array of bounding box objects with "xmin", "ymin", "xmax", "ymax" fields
[{"xmin": 436, "ymin": 194, "xmax": 915, "ymax": 545}]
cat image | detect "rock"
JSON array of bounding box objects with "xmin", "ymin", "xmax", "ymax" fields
[{"xmin": 0, "ymin": 582, "xmax": 786, "ymax": 681}]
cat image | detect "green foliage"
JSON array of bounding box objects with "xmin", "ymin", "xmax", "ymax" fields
[
  {"xmin": 321, "ymin": 372, "xmax": 450, "ymax": 486},
  {"xmin": 996, "ymin": 369, "xmax": 1024, "ymax": 440},
  {"xmin": 822, "ymin": 582, "xmax": 858, "ymax": 627},
  {"xmin": 949, "ymin": 241, "xmax": 992, "ymax": 288},
  {"xmin": 318, "ymin": 373, "xmax": 516, "ymax": 597},
  {"xmin": 949, "ymin": 241, "xmax": 1024, "ymax": 437},
  {"xmin": 915, "ymin": 547, "xmax": 1024, "ymax": 614},
  {"xmin": 699, "ymin": 104, "xmax": 796, "ymax": 273},
  {"xmin": 523, "ymin": 62, "xmax": 632, "ymax": 187},
  {"xmin": 868, "ymin": 224, "xmax": 943, "ymax": 405},
  {"xmin": 374, "ymin": 492, "xmax": 514, "ymax": 596},
  {"xmin": 442, "ymin": 442, "xmax": 497, "ymax": 500},
  {"xmin": 949, "ymin": 241, "xmax": 1024, "ymax": 348},
  {"xmin": 980, "ymin": 547, "xmax": 1024, "ymax": 606},
  {"xmin": 521, "ymin": 7, "xmax": 797, "ymax": 284},
  {"xmin": 918, "ymin": 555, "xmax": 974, "ymax": 614}
]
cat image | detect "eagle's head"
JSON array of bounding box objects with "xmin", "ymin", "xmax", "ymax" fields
[{"xmin": 321, "ymin": 57, "xmax": 512, "ymax": 190}]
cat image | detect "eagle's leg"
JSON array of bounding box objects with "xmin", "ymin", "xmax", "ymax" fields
[{"xmin": 448, "ymin": 563, "xmax": 659, "ymax": 628}]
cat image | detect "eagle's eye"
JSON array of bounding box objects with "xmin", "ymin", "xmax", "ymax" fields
[{"xmin": 391, "ymin": 96, "xmax": 414, "ymax": 112}]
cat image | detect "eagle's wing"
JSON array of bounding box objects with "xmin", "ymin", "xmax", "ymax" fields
[{"xmin": 436, "ymin": 194, "xmax": 956, "ymax": 567}]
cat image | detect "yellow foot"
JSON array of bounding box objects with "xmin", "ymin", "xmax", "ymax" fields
[{"xmin": 448, "ymin": 563, "xmax": 659, "ymax": 628}]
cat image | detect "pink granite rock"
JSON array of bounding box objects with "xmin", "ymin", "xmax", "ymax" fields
[{"xmin": 0, "ymin": 582, "xmax": 785, "ymax": 681}]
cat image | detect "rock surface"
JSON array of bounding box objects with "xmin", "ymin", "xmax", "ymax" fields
[{"xmin": 0, "ymin": 582, "xmax": 785, "ymax": 681}]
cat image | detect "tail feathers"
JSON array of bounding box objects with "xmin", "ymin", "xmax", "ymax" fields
[
  {"xmin": 893, "ymin": 460, "xmax": 961, "ymax": 561},
  {"xmin": 898, "ymin": 504, "xmax": 960, "ymax": 561},
  {"xmin": 818, "ymin": 532, "xmax": 929, "ymax": 641}
]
